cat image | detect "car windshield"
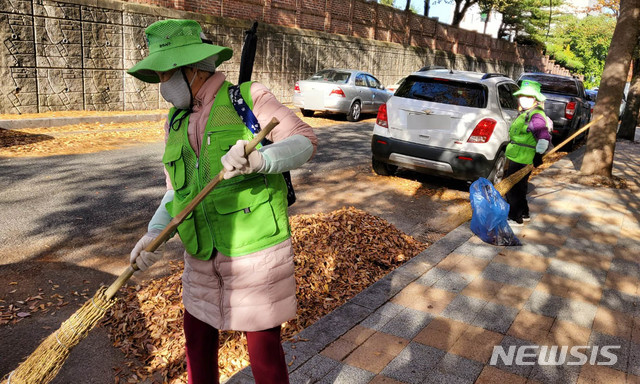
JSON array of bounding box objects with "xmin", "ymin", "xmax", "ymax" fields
[
  {"xmin": 308, "ymin": 70, "xmax": 350, "ymax": 84},
  {"xmin": 395, "ymin": 76, "xmax": 488, "ymax": 108},
  {"xmin": 519, "ymin": 75, "xmax": 579, "ymax": 96}
]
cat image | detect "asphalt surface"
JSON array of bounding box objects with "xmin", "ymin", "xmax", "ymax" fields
[{"xmin": 0, "ymin": 119, "xmax": 375, "ymax": 260}]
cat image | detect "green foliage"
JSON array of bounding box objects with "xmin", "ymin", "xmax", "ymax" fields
[
  {"xmin": 379, "ymin": 0, "xmax": 395, "ymax": 6},
  {"xmin": 498, "ymin": 0, "xmax": 563, "ymax": 46},
  {"xmin": 545, "ymin": 14, "xmax": 616, "ymax": 88},
  {"xmin": 546, "ymin": 43, "xmax": 585, "ymax": 71}
]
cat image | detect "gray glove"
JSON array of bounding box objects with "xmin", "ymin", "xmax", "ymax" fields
[
  {"xmin": 536, "ymin": 139, "xmax": 549, "ymax": 154},
  {"xmin": 130, "ymin": 228, "xmax": 164, "ymax": 271}
]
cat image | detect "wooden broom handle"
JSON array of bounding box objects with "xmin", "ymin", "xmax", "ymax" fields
[
  {"xmin": 105, "ymin": 117, "xmax": 279, "ymax": 299},
  {"xmin": 543, "ymin": 114, "xmax": 603, "ymax": 158}
]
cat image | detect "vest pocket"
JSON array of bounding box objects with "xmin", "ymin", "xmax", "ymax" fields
[
  {"xmin": 163, "ymin": 145, "xmax": 186, "ymax": 190},
  {"xmin": 506, "ymin": 142, "xmax": 535, "ymax": 164},
  {"xmin": 179, "ymin": 211, "xmax": 200, "ymax": 256},
  {"xmin": 168, "ymin": 196, "xmax": 201, "ymax": 257},
  {"xmin": 212, "ymin": 177, "xmax": 277, "ymax": 253}
]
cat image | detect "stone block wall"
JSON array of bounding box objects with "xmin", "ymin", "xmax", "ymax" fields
[{"xmin": 0, "ymin": 0, "xmax": 561, "ymax": 114}]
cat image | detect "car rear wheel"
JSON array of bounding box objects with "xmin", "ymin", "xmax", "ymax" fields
[
  {"xmin": 347, "ymin": 101, "xmax": 361, "ymax": 122},
  {"xmin": 300, "ymin": 109, "xmax": 314, "ymax": 117},
  {"xmin": 488, "ymin": 151, "xmax": 506, "ymax": 184},
  {"xmin": 372, "ymin": 157, "xmax": 397, "ymax": 176}
]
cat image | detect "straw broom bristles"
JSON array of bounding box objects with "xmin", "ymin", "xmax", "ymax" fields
[{"xmin": 1, "ymin": 287, "xmax": 115, "ymax": 384}]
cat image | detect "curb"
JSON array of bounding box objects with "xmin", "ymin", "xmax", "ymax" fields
[{"xmin": 0, "ymin": 113, "xmax": 166, "ymax": 130}]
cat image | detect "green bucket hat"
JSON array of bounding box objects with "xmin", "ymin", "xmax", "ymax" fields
[
  {"xmin": 514, "ymin": 80, "xmax": 546, "ymax": 102},
  {"xmin": 127, "ymin": 19, "xmax": 232, "ymax": 83}
]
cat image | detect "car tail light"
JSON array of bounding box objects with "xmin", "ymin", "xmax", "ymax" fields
[
  {"xmin": 329, "ymin": 87, "xmax": 346, "ymax": 97},
  {"xmin": 467, "ymin": 118, "xmax": 497, "ymax": 143},
  {"xmin": 565, "ymin": 101, "xmax": 576, "ymax": 119},
  {"xmin": 294, "ymin": 81, "xmax": 300, "ymax": 93},
  {"xmin": 376, "ymin": 104, "xmax": 388, "ymax": 128}
]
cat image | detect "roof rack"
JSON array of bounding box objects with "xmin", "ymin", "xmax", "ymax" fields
[
  {"xmin": 418, "ymin": 65, "xmax": 447, "ymax": 72},
  {"xmin": 481, "ymin": 73, "xmax": 507, "ymax": 80}
]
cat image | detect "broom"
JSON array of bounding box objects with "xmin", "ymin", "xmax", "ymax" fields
[
  {"xmin": 439, "ymin": 114, "xmax": 604, "ymax": 230},
  {"xmin": 2, "ymin": 117, "xmax": 280, "ymax": 384}
]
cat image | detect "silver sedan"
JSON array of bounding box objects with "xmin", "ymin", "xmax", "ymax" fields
[{"xmin": 293, "ymin": 69, "xmax": 391, "ymax": 121}]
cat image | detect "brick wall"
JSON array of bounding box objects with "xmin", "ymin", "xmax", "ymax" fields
[
  {"xmin": 0, "ymin": 0, "xmax": 570, "ymax": 114},
  {"xmin": 120, "ymin": 0, "xmax": 550, "ymax": 70}
]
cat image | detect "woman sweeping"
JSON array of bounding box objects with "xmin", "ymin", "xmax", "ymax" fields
[
  {"xmin": 126, "ymin": 19, "xmax": 317, "ymax": 383},
  {"xmin": 505, "ymin": 80, "xmax": 551, "ymax": 225}
]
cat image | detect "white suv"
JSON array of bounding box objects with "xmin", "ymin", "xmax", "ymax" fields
[{"xmin": 371, "ymin": 69, "xmax": 520, "ymax": 184}]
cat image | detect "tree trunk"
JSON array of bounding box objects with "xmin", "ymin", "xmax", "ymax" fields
[
  {"xmin": 618, "ymin": 57, "xmax": 640, "ymax": 140},
  {"xmin": 483, "ymin": 10, "xmax": 490, "ymax": 34},
  {"xmin": 424, "ymin": 0, "xmax": 429, "ymax": 17},
  {"xmin": 404, "ymin": 2, "xmax": 412, "ymax": 45},
  {"xmin": 497, "ymin": 20, "xmax": 506, "ymax": 39},
  {"xmin": 452, "ymin": 0, "xmax": 464, "ymax": 27},
  {"xmin": 580, "ymin": 0, "xmax": 640, "ymax": 177}
]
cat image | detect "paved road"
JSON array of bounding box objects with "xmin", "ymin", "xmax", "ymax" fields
[{"xmin": 0, "ymin": 120, "xmax": 375, "ymax": 266}]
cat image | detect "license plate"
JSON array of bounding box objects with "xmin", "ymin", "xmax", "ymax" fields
[{"xmin": 407, "ymin": 113, "xmax": 451, "ymax": 131}]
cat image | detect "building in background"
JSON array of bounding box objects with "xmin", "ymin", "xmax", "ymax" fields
[
  {"xmin": 458, "ymin": 4, "xmax": 503, "ymax": 39},
  {"xmin": 458, "ymin": 0, "xmax": 598, "ymax": 41},
  {"xmin": 559, "ymin": 0, "xmax": 598, "ymax": 18}
]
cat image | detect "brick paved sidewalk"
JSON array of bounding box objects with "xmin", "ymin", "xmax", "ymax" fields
[{"xmin": 228, "ymin": 137, "xmax": 640, "ymax": 384}]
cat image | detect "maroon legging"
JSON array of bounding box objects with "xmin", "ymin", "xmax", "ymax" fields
[{"xmin": 183, "ymin": 309, "xmax": 289, "ymax": 384}]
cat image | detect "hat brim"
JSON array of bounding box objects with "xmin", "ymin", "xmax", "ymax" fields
[
  {"xmin": 514, "ymin": 88, "xmax": 546, "ymax": 102},
  {"xmin": 128, "ymin": 43, "xmax": 232, "ymax": 83}
]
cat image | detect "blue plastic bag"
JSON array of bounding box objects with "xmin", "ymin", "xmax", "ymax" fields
[{"xmin": 469, "ymin": 178, "xmax": 521, "ymax": 246}]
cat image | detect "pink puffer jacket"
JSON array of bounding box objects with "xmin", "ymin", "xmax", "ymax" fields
[{"xmin": 163, "ymin": 72, "xmax": 317, "ymax": 331}]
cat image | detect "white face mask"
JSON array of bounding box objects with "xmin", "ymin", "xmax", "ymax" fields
[
  {"xmin": 160, "ymin": 69, "xmax": 197, "ymax": 109},
  {"xmin": 518, "ymin": 96, "xmax": 536, "ymax": 110}
]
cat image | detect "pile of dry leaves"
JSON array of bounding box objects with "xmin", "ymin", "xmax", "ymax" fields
[{"xmin": 102, "ymin": 207, "xmax": 428, "ymax": 383}]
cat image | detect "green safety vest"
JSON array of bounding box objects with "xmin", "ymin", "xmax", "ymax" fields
[
  {"xmin": 505, "ymin": 108, "xmax": 545, "ymax": 165},
  {"xmin": 163, "ymin": 81, "xmax": 290, "ymax": 259}
]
